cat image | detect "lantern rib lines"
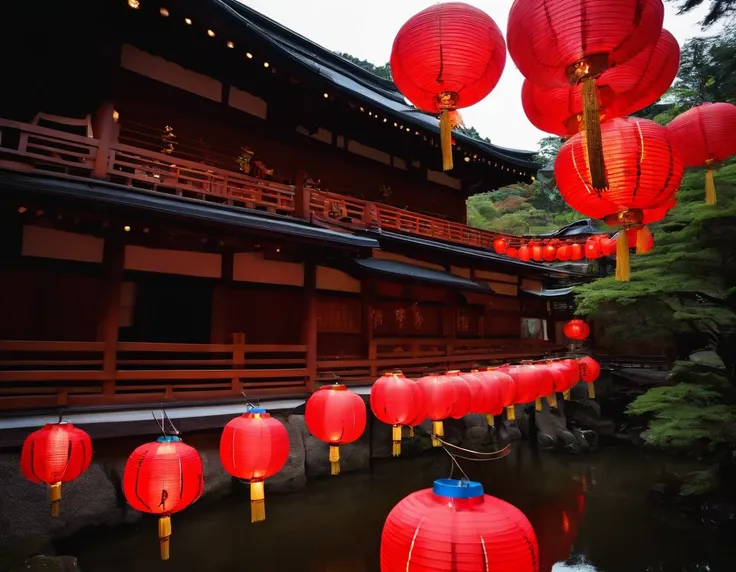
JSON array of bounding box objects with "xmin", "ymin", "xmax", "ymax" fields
[
  {"xmin": 134, "ymin": 453, "xmax": 152, "ymax": 511},
  {"xmin": 405, "ymin": 517, "xmax": 425, "ymax": 572},
  {"xmin": 29, "ymin": 441, "xmax": 43, "ymax": 483},
  {"xmin": 632, "ymin": 121, "xmax": 644, "ymax": 198},
  {"xmin": 662, "ymin": 135, "xmax": 675, "ymax": 195},
  {"xmin": 480, "ymin": 534, "xmax": 489, "ymax": 572}
]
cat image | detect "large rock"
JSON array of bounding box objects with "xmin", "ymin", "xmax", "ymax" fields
[
  {"xmin": 10, "ymin": 556, "xmax": 79, "ymax": 572},
  {"xmin": 460, "ymin": 414, "xmax": 493, "ymax": 449},
  {"xmin": 266, "ymin": 414, "xmax": 307, "ymax": 493},
  {"xmin": 0, "ymin": 454, "xmax": 119, "ymax": 544},
  {"xmin": 0, "ymin": 535, "xmax": 54, "ymax": 572},
  {"xmin": 182, "ymin": 431, "xmax": 233, "ymax": 501},
  {"xmin": 565, "ymin": 399, "xmax": 616, "ymax": 438},
  {"xmin": 535, "ymin": 404, "xmax": 578, "ymax": 451}
]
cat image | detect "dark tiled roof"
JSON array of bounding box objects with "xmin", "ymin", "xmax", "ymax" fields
[
  {"xmin": 351, "ymin": 258, "xmax": 493, "ymax": 293},
  {"xmin": 521, "ymin": 287, "xmax": 574, "ymax": 298},
  {"xmin": 214, "ymin": 0, "xmax": 540, "ymax": 170}
]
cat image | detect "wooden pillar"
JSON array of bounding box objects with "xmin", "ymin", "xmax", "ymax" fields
[
  {"xmin": 92, "ymin": 101, "xmax": 117, "ymax": 179},
  {"xmin": 302, "ymin": 261, "xmax": 318, "ymax": 392},
  {"xmin": 293, "ymin": 169, "xmax": 311, "ymax": 220},
  {"xmin": 362, "ymin": 280, "xmax": 377, "ymax": 378},
  {"xmin": 98, "ymin": 237, "xmax": 124, "ymax": 396},
  {"xmin": 210, "ymin": 251, "xmax": 234, "ymax": 344}
]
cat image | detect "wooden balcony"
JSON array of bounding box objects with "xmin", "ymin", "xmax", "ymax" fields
[
  {"xmin": 0, "ymin": 117, "xmax": 560, "ymax": 251},
  {"xmin": 0, "ymin": 338, "xmax": 563, "ymax": 411}
]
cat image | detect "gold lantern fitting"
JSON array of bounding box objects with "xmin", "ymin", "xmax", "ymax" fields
[
  {"xmin": 605, "ymin": 208, "xmax": 645, "ymax": 282},
  {"xmin": 437, "ymin": 91, "xmax": 459, "ymax": 172}
]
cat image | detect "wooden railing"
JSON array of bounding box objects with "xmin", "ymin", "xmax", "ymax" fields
[
  {"xmin": 317, "ymin": 337, "xmax": 565, "ymax": 384},
  {"xmin": 0, "ymin": 117, "xmax": 528, "ymax": 251},
  {"xmin": 0, "ymin": 340, "xmax": 309, "ymax": 411}
]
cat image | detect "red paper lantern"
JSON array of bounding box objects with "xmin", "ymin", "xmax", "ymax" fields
[
  {"xmin": 508, "ymin": 0, "xmax": 664, "ymax": 190},
  {"xmin": 417, "ymin": 374, "xmax": 459, "ymax": 447},
  {"xmin": 521, "ymin": 30, "xmax": 680, "ymax": 138},
  {"xmin": 531, "ymin": 242, "xmax": 544, "ymax": 261},
  {"xmin": 444, "ymin": 370, "xmax": 472, "ymax": 419},
  {"xmin": 493, "ymin": 237, "xmax": 509, "ymax": 254},
  {"xmin": 21, "ymin": 423, "xmax": 92, "ymax": 517},
  {"xmin": 559, "ymin": 359, "xmax": 582, "ymax": 398},
  {"xmin": 543, "ymin": 244, "xmax": 557, "ymax": 262},
  {"xmin": 564, "ymin": 319, "xmax": 590, "ymax": 341},
  {"xmin": 578, "ymin": 356, "xmax": 602, "ymax": 398},
  {"xmin": 557, "ymin": 244, "xmax": 571, "ymax": 261},
  {"xmin": 570, "ymin": 243, "xmax": 584, "ymax": 261},
  {"xmin": 370, "ymin": 371, "xmax": 425, "ymax": 456},
  {"xmin": 460, "ymin": 371, "xmax": 486, "ymax": 414},
  {"xmin": 548, "ymin": 361, "xmax": 573, "ymax": 392},
  {"xmin": 123, "ymin": 436, "xmax": 204, "ymax": 560},
  {"xmin": 518, "ymin": 245, "xmax": 531, "ymax": 261},
  {"xmin": 220, "ymin": 408, "xmax": 289, "ymax": 522},
  {"xmin": 667, "ymin": 102, "xmax": 736, "ymax": 205},
  {"xmin": 380, "ymin": 479, "xmax": 539, "ymax": 572},
  {"xmin": 404, "ymin": 378, "xmax": 427, "ymax": 437},
  {"xmin": 506, "ymin": 246, "xmax": 519, "ymax": 259},
  {"xmin": 391, "ymin": 3, "xmax": 506, "ymax": 171},
  {"xmin": 556, "ymin": 117, "xmax": 684, "ymax": 280},
  {"xmin": 584, "ymin": 236, "xmax": 603, "ymax": 259},
  {"xmin": 481, "ymin": 368, "xmax": 516, "ymax": 419},
  {"xmin": 504, "ymin": 364, "xmax": 547, "ymax": 410},
  {"xmin": 305, "ymin": 384, "xmax": 366, "ymax": 475}
]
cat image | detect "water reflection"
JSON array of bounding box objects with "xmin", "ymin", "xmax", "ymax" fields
[{"xmin": 59, "ymin": 441, "xmax": 735, "ymax": 572}]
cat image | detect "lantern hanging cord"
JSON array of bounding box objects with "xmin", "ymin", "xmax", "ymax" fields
[
  {"xmin": 442, "ymin": 445, "xmax": 470, "ymax": 482},
  {"xmin": 241, "ymin": 391, "xmax": 261, "ymax": 412},
  {"xmin": 436, "ymin": 438, "xmax": 511, "ymax": 459}
]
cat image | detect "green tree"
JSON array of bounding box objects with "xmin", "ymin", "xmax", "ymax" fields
[
  {"xmin": 335, "ymin": 52, "xmax": 392, "ymax": 80},
  {"xmin": 457, "ymin": 125, "xmax": 491, "ymax": 144},
  {"xmin": 666, "ymin": 0, "xmax": 736, "ymax": 28}
]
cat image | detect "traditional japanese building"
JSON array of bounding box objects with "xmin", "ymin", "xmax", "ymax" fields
[{"xmin": 0, "ymin": 0, "xmax": 593, "ymax": 414}]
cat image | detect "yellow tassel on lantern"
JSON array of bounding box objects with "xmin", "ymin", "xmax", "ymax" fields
[
  {"xmin": 581, "ymin": 77, "xmax": 608, "ymax": 192},
  {"xmin": 484, "ymin": 413, "xmax": 495, "ymax": 427},
  {"xmin": 329, "ymin": 444, "xmax": 340, "ymax": 475},
  {"xmin": 615, "ymin": 230, "xmax": 630, "ymax": 282},
  {"xmin": 506, "ymin": 405, "xmax": 516, "ymax": 421},
  {"xmin": 48, "ymin": 481, "xmax": 62, "ymax": 517},
  {"xmin": 158, "ymin": 515, "xmax": 172, "ymax": 561},
  {"xmin": 563, "ymin": 390, "xmax": 571, "ymax": 401},
  {"xmin": 250, "ymin": 480, "xmax": 266, "ymax": 522},
  {"xmin": 439, "ymin": 109, "xmax": 453, "ymax": 171},
  {"xmin": 431, "ymin": 420, "xmax": 444, "ymax": 447},
  {"xmin": 392, "ymin": 425, "xmax": 402, "ymax": 457},
  {"xmin": 705, "ymin": 168, "xmax": 717, "ymax": 205},
  {"xmin": 636, "ymin": 225, "xmax": 653, "ymax": 254},
  {"xmin": 588, "ymin": 383, "xmax": 596, "ymax": 399},
  {"xmin": 535, "ymin": 398, "xmax": 543, "ymax": 412},
  {"xmin": 548, "ymin": 393, "xmax": 558, "ymax": 408}
]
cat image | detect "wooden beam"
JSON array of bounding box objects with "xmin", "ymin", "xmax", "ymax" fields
[
  {"xmin": 92, "ymin": 101, "xmax": 117, "ymax": 179},
  {"xmin": 97, "ymin": 236, "xmax": 124, "ymax": 395},
  {"xmin": 302, "ymin": 261, "xmax": 318, "ymax": 391},
  {"xmin": 293, "ymin": 169, "xmax": 310, "ymax": 220},
  {"xmin": 362, "ymin": 279, "xmax": 377, "ymax": 378},
  {"xmin": 210, "ymin": 250, "xmax": 234, "ymax": 344}
]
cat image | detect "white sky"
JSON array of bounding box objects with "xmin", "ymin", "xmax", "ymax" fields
[{"xmin": 239, "ymin": 0, "xmax": 723, "ymax": 151}]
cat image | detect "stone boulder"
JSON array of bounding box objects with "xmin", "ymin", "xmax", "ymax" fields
[
  {"xmin": 10, "ymin": 556, "xmax": 79, "ymax": 572},
  {"xmin": 266, "ymin": 414, "xmax": 307, "ymax": 494},
  {"xmin": 565, "ymin": 399, "xmax": 616, "ymax": 438},
  {"xmin": 534, "ymin": 404, "xmax": 578, "ymax": 451}
]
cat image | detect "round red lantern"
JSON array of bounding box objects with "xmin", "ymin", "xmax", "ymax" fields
[
  {"xmin": 504, "ymin": 364, "xmax": 547, "ymax": 411},
  {"xmin": 548, "ymin": 360, "xmax": 573, "ymax": 393},
  {"xmin": 530, "ymin": 242, "xmax": 544, "ymax": 261},
  {"xmin": 559, "ymin": 358, "xmax": 582, "ymax": 400},
  {"xmin": 506, "ymin": 246, "xmax": 519, "ymax": 259},
  {"xmin": 305, "ymin": 384, "xmax": 366, "ymax": 475},
  {"xmin": 667, "ymin": 102, "xmax": 736, "ymax": 205},
  {"xmin": 556, "ymin": 117, "xmax": 684, "ymax": 280},
  {"xmin": 518, "ymin": 244, "xmax": 531, "ymax": 261},
  {"xmin": 557, "ymin": 244, "xmax": 571, "ymax": 261},
  {"xmin": 578, "ymin": 356, "xmax": 602, "ymax": 398},
  {"xmin": 370, "ymin": 371, "xmax": 425, "ymax": 457},
  {"xmin": 391, "ymin": 3, "xmax": 506, "ymax": 171},
  {"xmin": 460, "ymin": 371, "xmax": 486, "ymax": 414},
  {"xmin": 493, "ymin": 237, "xmax": 509, "ymax": 254},
  {"xmin": 404, "ymin": 378, "xmax": 427, "ymax": 437},
  {"xmin": 543, "ymin": 243, "xmax": 557, "ymax": 262},
  {"xmin": 564, "ymin": 319, "xmax": 590, "ymax": 341},
  {"xmin": 444, "ymin": 370, "xmax": 472, "ymax": 419},
  {"xmin": 417, "ymin": 374, "xmax": 458, "ymax": 447},
  {"xmin": 21, "ymin": 422, "xmax": 92, "ymax": 517},
  {"xmin": 481, "ymin": 368, "xmax": 516, "ymax": 421},
  {"xmin": 508, "ymin": 0, "xmax": 664, "ymax": 190},
  {"xmin": 584, "ymin": 236, "xmax": 603, "ymax": 259},
  {"xmin": 220, "ymin": 408, "xmax": 289, "ymax": 522},
  {"xmin": 123, "ymin": 435, "xmax": 204, "ymax": 560},
  {"xmin": 380, "ymin": 478, "xmax": 539, "ymax": 572},
  {"xmin": 570, "ymin": 242, "xmax": 584, "ymax": 261}
]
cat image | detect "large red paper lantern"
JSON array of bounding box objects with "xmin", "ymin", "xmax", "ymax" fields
[
  {"xmin": 521, "ymin": 30, "xmax": 680, "ymax": 138},
  {"xmin": 21, "ymin": 423, "xmax": 92, "ymax": 517},
  {"xmin": 504, "ymin": 364, "xmax": 547, "ymax": 411},
  {"xmin": 559, "ymin": 358, "xmax": 582, "ymax": 400},
  {"xmin": 563, "ymin": 319, "xmax": 590, "ymax": 341},
  {"xmin": 556, "ymin": 117, "xmax": 684, "ymax": 281},
  {"xmin": 391, "ymin": 2, "xmax": 506, "ymax": 171},
  {"xmin": 370, "ymin": 371, "xmax": 425, "ymax": 457},
  {"xmin": 481, "ymin": 368, "xmax": 516, "ymax": 420},
  {"xmin": 417, "ymin": 374, "xmax": 457, "ymax": 447},
  {"xmin": 404, "ymin": 377, "xmax": 427, "ymax": 437},
  {"xmin": 305, "ymin": 384, "xmax": 366, "ymax": 475},
  {"xmin": 508, "ymin": 0, "xmax": 664, "ymax": 190},
  {"xmin": 220, "ymin": 408, "xmax": 289, "ymax": 522},
  {"xmin": 380, "ymin": 479, "xmax": 539, "ymax": 572},
  {"xmin": 123, "ymin": 436, "xmax": 204, "ymax": 560},
  {"xmin": 578, "ymin": 356, "xmax": 602, "ymax": 398},
  {"xmin": 445, "ymin": 370, "xmax": 472, "ymax": 420},
  {"xmin": 667, "ymin": 102, "xmax": 736, "ymax": 205}
]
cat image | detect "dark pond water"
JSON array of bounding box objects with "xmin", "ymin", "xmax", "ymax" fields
[{"xmin": 61, "ymin": 444, "xmax": 736, "ymax": 572}]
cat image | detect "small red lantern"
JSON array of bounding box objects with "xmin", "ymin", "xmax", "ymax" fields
[
  {"xmin": 481, "ymin": 367, "xmax": 516, "ymax": 421},
  {"xmin": 305, "ymin": 384, "xmax": 366, "ymax": 475},
  {"xmin": 380, "ymin": 479, "xmax": 539, "ymax": 572},
  {"xmin": 460, "ymin": 371, "xmax": 486, "ymax": 414},
  {"xmin": 391, "ymin": 3, "xmax": 506, "ymax": 171},
  {"xmin": 518, "ymin": 244, "xmax": 531, "ymax": 261},
  {"xmin": 417, "ymin": 374, "xmax": 457, "ymax": 447},
  {"xmin": 504, "ymin": 364, "xmax": 546, "ymax": 411},
  {"xmin": 556, "ymin": 117, "xmax": 684, "ymax": 280},
  {"xmin": 563, "ymin": 319, "xmax": 590, "ymax": 341},
  {"xmin": 123, "ymin": 435, "xmax": 204, "ymax": 560},
  {"xmin": 584, "ymin": 236, "xmax": 603, "ymax": 259},
  {"xmin": 667, "ymin": 102, "xmax": 736, "ymax": 205},
  {"xmin": 508, "ymin": 0, "xmax": 664, "ymax": 190},
  {"xmin": 543, "ymin": 244, "xmax": 557, "ymax": 262},
  {"xmin": 220, "ymin": 408, "xmax": 289, "ymax": 522},
  {"xmin": 21, "ymin": 423, "xmax": 92, "ymax": 517},
  {"xmin": 370, "ymin": 371, "xmax": 425, "ymax": 457},
  {"xmin": 557, "ymin": 244, "xmax": 571, "ymax": 261},
  {"xmin": 570, "ymin": 243, "xmax": 584, "ymax": 261},
  {"xmin": 578, "ymin": 356, "xmax": 602, "ymax": 398},
  {"xmin": 404, "ymin": 378, "xmax": 427, "ymax": 437},
  {"xmin": 493, "ymin": 237, "xmax": 509, "ymax": 254},
  {"xmin": 506, "ymin": 246, "xmax": 519, "ymax": 259},
  {"xmin": 531, "ymin": 242, "xmax": 544, "ymax": 261},
  {"xmin": 444, "ymin": 370, "xmax": 472, "ymax": 419},
  {"xmin": 559, "ymin": 358, "xmax": 582, "ymax": 400}
]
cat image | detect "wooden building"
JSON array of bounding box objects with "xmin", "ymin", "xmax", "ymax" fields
[{"xmin": 0, "ymin": 0, "xmax": 592, "ymax": 412}]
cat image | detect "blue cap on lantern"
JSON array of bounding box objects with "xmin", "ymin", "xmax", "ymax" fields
[
  {"xmin": 432, "ymin": 478, "xmax": 484, "ymax": 499},
  {"xmin": 247, "ymin": 407, "xmax": 267, "ymax": 414},
  {"xmin": 156, "ymin": 435, "xmax": 182, "ymax": 443}
]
